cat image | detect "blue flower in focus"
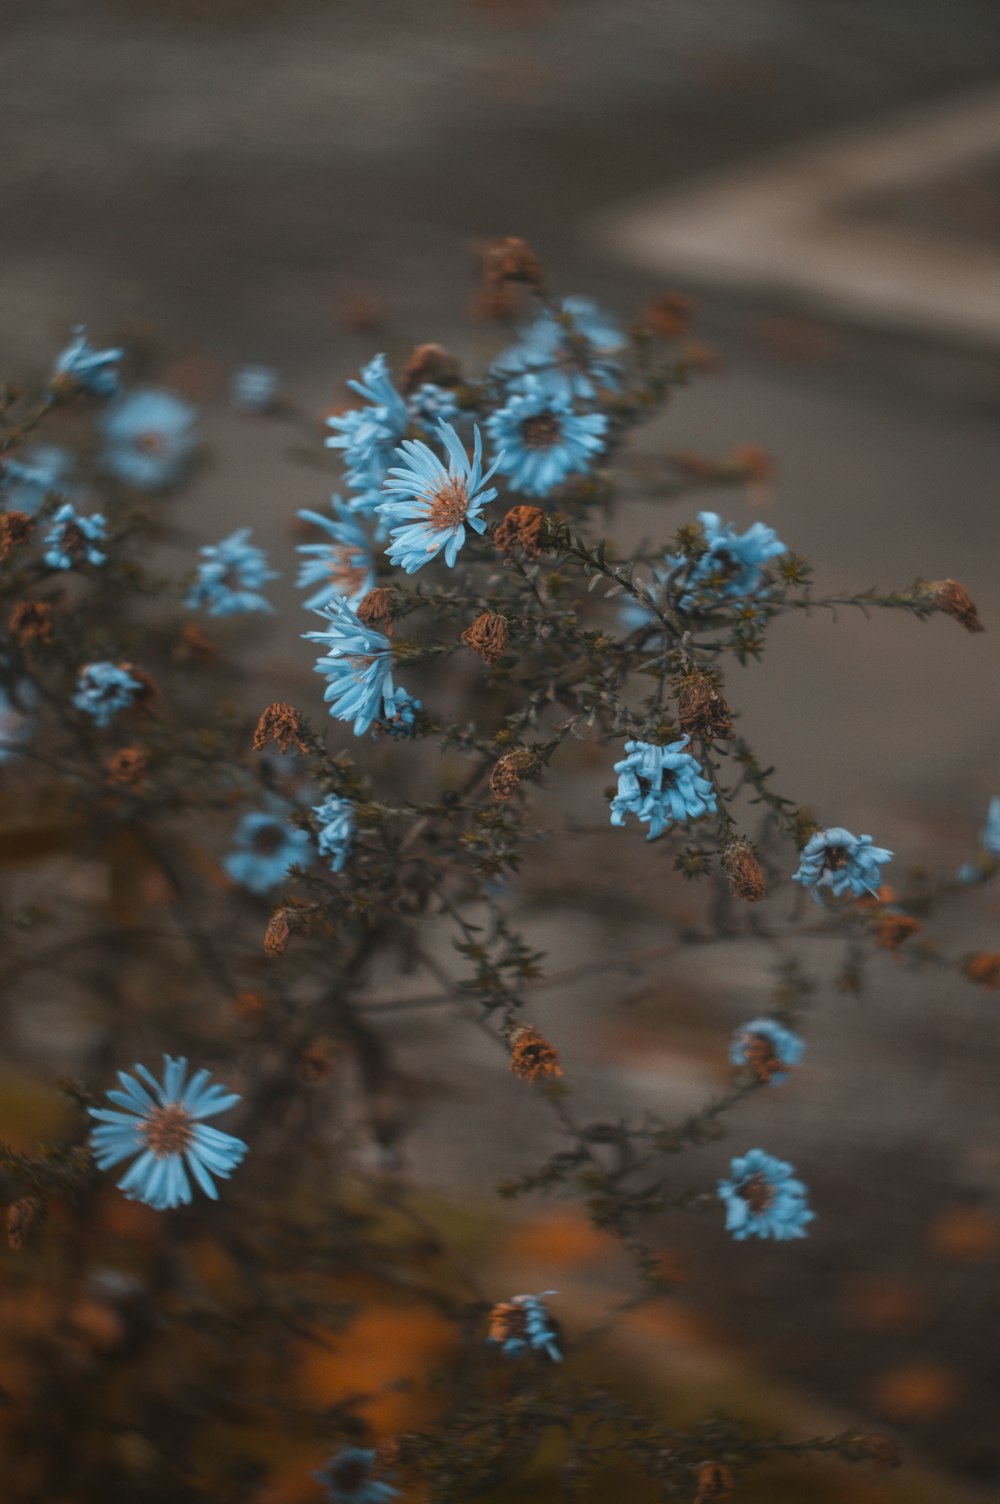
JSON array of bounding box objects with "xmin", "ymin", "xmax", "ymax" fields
[
  {"xmin": 297, "ymin": 495, "xmax": 375, "ymax": 611},
  {"xmin": 313, "ymin": 1447, "xmax": 399, "ymax": 1504},
  {"xmin": 73, "ymin": 662, "xmax": 143, "ymax": 727},
  {"xmin": 718, "ymin": 1148, "xmax": 815, "ymax": 1241},
  {"xmin": 52, "ymin": 326, "xmax": 124, "ymax": 398},
  {"xmin": 43, "ymin": 502, "xmax": 107, "ymax": 570},
  {"xmin": 101, "ymin": 388, "xmax": 198, "ymax": 490},
  {"xmin": 326, "ymin": 355, "xmax": 410, "ymax": 515},
  {"xmin": 1, "ymin": 445, "xmax": 75, "ymax": 515},
  {"xmin": 304, "ymin": 594, "xmax": 399, "ymax": 736},
  {"xmin": 313, "ymin": 792, "xmax": 354, "ymax": 873},
  {"xmin": 730, "ymin": 1017, "xmax": 804, "ymax": 1085},
  {"xmin": 489, "ymin": 1291, "xmax": 562, "ymax": 1362},
  {"xmin": 0, "ymin": 679, "xmax": 37, "ymax": 762},
  {"xmin": 378, "ymin": 420, "xmax": 501, "ymax": 573},
  {"xmin": 89, "ymin": 1054, "xmax": 246, "ymax": 1211},
  {"xmin": 493, "ymin": 296, "xmax": 624, "ymax": 400},
  {"xmin": 231, "ymin": 364, "xmax": 279, "ymax": 412},
  {"xmin": 224, "ymin": 808, "xmax": 312, "ymax": 894},
  {"xmin": 792, "ymin": 827, "xmax": 892, "ymax": 902},
  {"xmin": 408, "ymin": 381, "xmax": 460, "ymax": 428},
  {"xmin": 188, "ymin": 527, "xmax": 278, "ymax": 616},
  {"xmin": 610, "ymin": 737, "xmax": 717, "ymax": 840},
  {"xmin": 485, "ymin": 379, "xmax": 607, "ymax": 497},
  {"xmin": 678, "ymin": 511, "xmax": 786, "ymax": 606},
  {"xmin": 372, "ymin": 685, "xmax": 422, "ymax": 739}
]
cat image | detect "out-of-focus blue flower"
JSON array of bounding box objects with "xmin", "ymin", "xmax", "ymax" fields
[
  {"xmin": 489, "ymin": 1291, "xmax": 562, "ymax": 1362},
  {"xmin": 231, "ymin": 364, "xmax": 279, "ymax": 412},
  {"xmin": 408, "ymin": 381, "xmax": 460, "ymax": 428},
  {"xmin": 982, "ymin": 797, "xmax": 1000, "ymax": 858},
  {"xmin": 313, "ymin": 792, "xmax": 354, "ymax": 873},
  {"xmin": 43, "ymin": 502, "xmax": 107, "ymax": 570},
  {"xmin": 610, "ymin": 737, "xmax": 717, "ymax": 840},
  {"xmin": 718, "ymin": 1148, "xmax": 814, "ymax": 1241},
  {"xmin": 188, "ymin": 527, "xmax": 278, "ymax": 616},
  {"xmin": 378, "ymin": 420, "xmax": 500, "ymax": 573},
  {"xmin": 1, "ymin": 445, "xmax": 75, "ymax": 515},
  {"xmin": 52, "ymin": 326, "xmax": 124, "ymax": 398},
  {"xmin": 101, "ymin": 388, "xmax": 198, "ymax": 490},
  {"xmin": 730, "ymin": 1018, "xmax": 804, "ymax": 1085},
  {"xmin": 485, "ymin": 379, "xmax": 607, "ymax": 497},
  {"xmin": 326, "ymin": 355, "xmax": 410, "ymax": 516},
  {"xmin": 678, "ymin": 512, "xmax": 786, "ymax": 606},
  {"xmin": 224, "ymin": 808, "xmax": 312, "ymax": 894},
  {"xmin": 304, "ymin": 594, "xmax": 401, "ymax": 737},
  {"xmin": 89, "ymin": 1055, "xmax": 246, "ymax": 1211},
  {"xmin": 493, "ymin": 296, "xmax": 624, "ymax": 400},
  {"xmin": 73, "ymin": 662, "xmax": 143, "ymax": 727},
  {"xmin": 792, "ymin": 827, "xmax": 892, "ymax": 902},
  {"xmin": 372, "ymin": 685, "xmax": 422, "ymax": 739},
  {"xmin": 297, "ymin": 496, "xmax": 375, "ymax": 612},
  {"xmin": 0, "ymin": 679, "xmax": 37, "ymax": 762},
  {"xmin": 313, "ymin": 1447, "xmax": 399, "ymax": 1504}
]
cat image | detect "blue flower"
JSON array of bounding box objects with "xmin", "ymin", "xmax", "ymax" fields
[
  {"xmin": 730, "ymin": 1018, "xmax": 804, "ymax": 1085},
  {"xmin": 188, "ymin": 527, "xmax": 278, "ymax": 616},
  {"xmin": 313, "ymin": 1447, "xmax": 399, "ymax": 1504},
  {"xmin": 313, "ymin": 792, "xmax": 354, "ymax": 873},
  {"xmin": 610, "ymin": 738, "xmax": 717, "ymax": 840},
  {"xmin": 485, "ymin": 379, "xmax": 607, "ymax": 497},
  {"xmin": 489, "ymin": 1291, "xmax": 562, "ymax": 1362},
  {"xmin": 101, "ymin": 388, "xmax": 198, "ymax": 490},
  {"xmin": 372, "ymin": 685, "xmax": 422, "ymax": 739},
  {"xmin": 223, "ymin": 808, "xmax": 312, "ymax": 894},
  {"xmin": 0, "ymin": 679, "xmax": 37, "ymax": 762},
  {"xmin": 378, "ymin": 420, "xmax": 501, "ymax": 573},
  {"xmin": 89, "ymin": 1055, "xmax": 246, "ymax": 1211},
  {"xmin": 73, "ymin": 662, "xmax": 144, "ymax": 727},
  {"xmin": 52, "ymin": 326, "xmax": 124, "ymax": 398},
  {"xmin": 493, "ymin": 296, "xmax": 624, "ymax": 400},
  {"xmin": 408, "ymin": 381, "xmax": 460, "ymax": 427},
  {"xmin": 718, "ymin": 1149, "xmax": 815, "ymax": 1241},
  {"xmin": 982, "ymin": 797, "xmax": 1000, "ymax": 858},
  {"xmin": 297, "ymin": 496, "xmax": 375, "ymax": 612},
  {"xmin": 792, "ymin": 827, "xmax": 892, "ymax": 902},
  {"xmin": 678, "ymin": 512, "xmax": 786, "ymax": 606},
  {"xmin": 326, "ymin": 355, "xmax": 410, "ymax": 515},
  {"xmin": 1, "ymin": 445, "xmax": 75, "ymax": 515},
  {"xmin": 304, "ymin": 594, "xmax": 402, "ymax": 736},
  {"xmin": 43, "ymin": 502, "xmax": 107, "ymax": 570},
  {"xmin": 231, "ymin": 364, "xmax": 279, "ymax": 412}
]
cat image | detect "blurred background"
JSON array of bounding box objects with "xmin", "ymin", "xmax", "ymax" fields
[{"xmin": 3, "ymin": 2, "xmax": 1000, "ymax": 1499}]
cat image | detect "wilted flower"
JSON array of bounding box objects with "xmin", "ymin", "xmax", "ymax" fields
[
  {"xmin": 485, "ymin": 378, "xmax": 607, "ymax": 496},
  {"xmin": 188, "ymin": 527, "xmax": 278, "ymax": 616},
  {"xmin": 313, "ymin": 792, "xmax": 354, "ymax": 873},
  {"xmin": 674, "ymin": 669, "xmax": 734, "ymax": 742},
  {"xmin": 679, "ymin": 511, "xmax": 786, "ymax": 606},
  {"xmin": 0, "ymin": 510, "xmax": 33, "ymax": 557},
  {"xmin": 792, "ymin": 827, "xmax": 892, "ymax": 902},
  {"xmin": 610, "ymin": 737, "xmax": 717, "ymax": 840},
  {"xmin": 105, "ymin": 746, "xmax": 149, "ymax": 787},
  {"xmin": 51, "ymin": 326, "xmax": 124, "ymax": 398},
  {"xmin": 488, "ymin": 1291, "xmax": 562, "ymax": 1361},
  {"xmin": 73, "ymin": 662, "xmax": 144, "ymax": 727},
  {"xmin": 718, "ymin": 1149, "xmax": 814, "ymax": 1241},
  {"xmin": 297, "ymin": 495, "xmax": 375, "ymax": 611},
  {"xmin": 43, "ymin": 502, "xmax": 107, "ymax": 570},
  {"xmin": 325, "ymin": 354, "xmax": 409, "ymax": 512},
  {"xmin": 509, "ymin": 1023, "xmax": 562, "ymax": 1083},
  {"xmin": 461, "ymin": 610, "xmax": 508, "ymax": 664},
  {"xmin": 493, "ymin": 503, "xmax": 545, "ymax": 557},
  {"xmin": 253, "ymin": 702, "xmax": 308, "ymax": 755},
  {"xmin": 722, "ymin": 838, "xmax": 765, "ymax": 902},
  {"xmin": 378, "ymin": 420, "xmax": 501, "ymax": 573},
  {"xmin": 730, "ymin": 1018, "xmax": 804, "ymax": 1085},
  {"xmin": 88, "ymin": 1055, "xmax": 246, "ymax": 1211},
  {"xmin": 400, "ymin": 342, "xmax": 461, "ymax": 395},
  {"xmin": 1, "ymin": 444, "xmax": 74, "ymax": 514},
  {"xmin": 313, "ymin": 1445, "xmax": 400, "ymax": 1504},
  {"xmin": 372, "ymin": 685, "xmax": 422, "ymax": 738},
  {"xmin": 101, "ymin": 388, "xmax": 198, "ymax": 490},
  {"xmin": 304, "ymin": 594, "xmax": 400, "ymax": 736},
  {"xmin": 224, "ymin": 808, "xmax": 312, "ymax": 894},
  {"xmin": 929, "ymin": 578, "xmax": 984, "ymax": 633}
]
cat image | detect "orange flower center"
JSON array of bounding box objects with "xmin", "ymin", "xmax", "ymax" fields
[{"xmin": 142, "ymin": 1103, "xmax": 195, "ymax": 1158}]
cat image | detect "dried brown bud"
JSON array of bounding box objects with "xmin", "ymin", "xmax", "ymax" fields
[
  {"xmin": 509, "ymin": 1023, "xmax": 562, "ymax": 1084},
  {"xmin": 643, "ymin": 293, "xmax": 693, "ymax": 339},
  {"xmin": 105, "ymin": 746, "xmax": 148, "ymax": 788},
  {"xmin": 929, "ymin": 579, "xmax": 984, "ymax": 633},
  {"xmin": 694, "ymin": 1462, "xmax": 735, "ymax": 1501},
  {"xmin": 674, "ymin": 671, "xmax": 734, "ymax": 742},
  {"xmin": 7, "ymin": 1196, "xmax": 43, "ymax": 1250},
  {"xmin": 483, "ymin": 236, "xmax": 543, "ymax": 290},
  {"xmin": 490, "ymin": 747, "xmax": 534, "ymax": 800},
  {"xmin": 356, "ymin": 587, "xmax": 395, "ymax": 634},
  {"xmin": 253, "ymin": 702, "xmax": 308, "ymax": 755},
  {"xmin": 461, "ymin": 611, "xmax": 508, "ymax": 665},
  {"xmin": 401, "ymin": 343, "xmax": 460, "ymax": 395},
  {"xmin": 722, "ymin": 840, "xmax": 765, "ymax": 903},
  {"xmin": 964, "ymin": 953, "xmax": 1000, "ymax": 987},
  {"xmin": 264, "ymin": 908, "xmax": 293, "ymax": 956},
  {"xmin": 8, "ymin": 600, "xmax": 53, "ymax": 645},
  {"xmin": 174, "ymin": 622, "xmax": 215, "ymax": 664},
  {"xmin": 472, "ymin": 284, "xmax": 519, "ymax": 323},
  {"xmin": 494, "ymin": 504, "xmax": 545, "ymax": 558},
  {"xmin": 875, "ymin": 912, "xmax": 920, "ymax": 951},
  {"xmin": 0, "ymin": 510, "xmax": 33, "ymax": 557}
]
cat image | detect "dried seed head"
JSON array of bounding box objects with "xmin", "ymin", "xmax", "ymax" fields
[
  {"xmin": 7, "ymin": 1196, "xmax": 44, "ymax": 1250},
  {"xmin": 740, "ymin": 1032, "xmax": 784, "ymax": 1084},
  {"xmin": 490, "ymin": 747, "xmax": 534, "ymax": 801},
  {"xmin": 105, "ymin": 745, "xmax": 148, "ymax": 787},
  {"xmin": 482, "ymin": 236, "xmax": 543, "ymax": 290},
  {"xmin": 875, "ymin": 913, "xmax": 920, "ymax": 951},
  {"xmin": 253, "ymin": 701, "xmax": 308, "ymax": 755},
  {"xmin": 0, "ymin": 510, "xmax": 33, "ymax": 557},
  {"xmin": 674, "ymin": 671, "xmax": 734, "ymax": 742},
  {"xmin": 337, "ymin": 295, "xmax": 383, "ymax": 334},
  {"xmin": 929, "ymin": 579, "xmax": 984, "ymax": 633},
  {"xmin": 356, "ymin": 587, "xmax": 395, "ymax": 634},
  {"xmin": 494, "ymin": 504, "xmax": 545, "ymax": 558},
  {"xmin": 509, "ymin": 1023, "xmax": 562, "ymax": 1084},
  {"xmin": 461, "ymin": 611, "xmax": 508, "ymax": 665},
  {"xmin": 722, "ymin": 839, "xmax": 765, "ymax": 903},
  {"xmin": 964, "ymin": 953, "xmax": 1000, "ymax": 987},
  {"xmin": 8, "ymin": 600, "xmax": 53, "ymax": 645},
  {"xmin": 644, "ymin": 293, "xmax": 693, "ymax": 339},
  {"xmin": 694, "ymin": 1461, "xmax": 735, "ymax": 1501},
  {"xmin": 401, "ymin": 342, "xmax": 460, "ymax": 395}
]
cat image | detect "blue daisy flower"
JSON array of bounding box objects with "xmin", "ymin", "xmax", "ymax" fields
[
  {"xmin": 488, "ymin": 1291, "xmax": 562, "ymax": 1362},
  {"xmin": 493, "ymin": 296, "xmax": 624, "ymax": 401},
  {"xmin": 73, "ymin": 662, "xmax": 144, "ymax": 727},
  {"xmin": 313, "ymin": 1447, "xmax": 400, "ymax": 1504},
  {"xmin": 223, "ymin": 807, "xmax": 312, "ymax": 894},
  {"xmin": 43, "ymin": 502, "xmax": 107, "ymax": 570},
  {"xmin": 679, "ymin": 512, "xmax": 787, "ymax": 606},
  {"xmin": 89, "ymin": 1054, "xmax": 246, "ymax": 1211},
  {"xmin": 0, "ymin": 679, "xmax": 37, "ymax": 762},
  {"xmin": 187, "ymin": 527, "xmax": 278, "ymax": 616},
  {"xmin": 304, "ymin": 594, "xmax": 401, "ymax": 736},
  {"xmin": 485, "ymin": 378, "xmax": 607, "ymax": 497},
  {"xmin": 378, "ymin": 420, "xmax": 501, "ymax": 574},
  {"xmin": 101, "ymin": 388, "xmax": 198, "ymax": 490},
  {"xmin": 313, "ymin": 792, "xmax": 354, "ymax": 873},
  {"xmin": 325, "ymin": 355, "xmax": 410, "ymax": 515},
  {"xmin": 297, "ymin": 495, "xmax": 375, "ymax": 612},
  {"xmin": 730, "ymin": 1018, "xmax": 804, "ymax": 1085},
  {"xmin": 51, "ymin": 326, "xmax": 124, "ymax": 398},
  {"xmin": 610, "ymin": 737, "xmax": 717, "ymax": 840},
  {"xmin": 792, "ymin": 827, "xmax": 892, "ymax": 902},
  {"xmin": 1, "ymin": 445, "xmax": 75, "ymax": 515},
  {"xmin": 718, "ymin": 1149, "xmax": 815, "ymax": 1241}
]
